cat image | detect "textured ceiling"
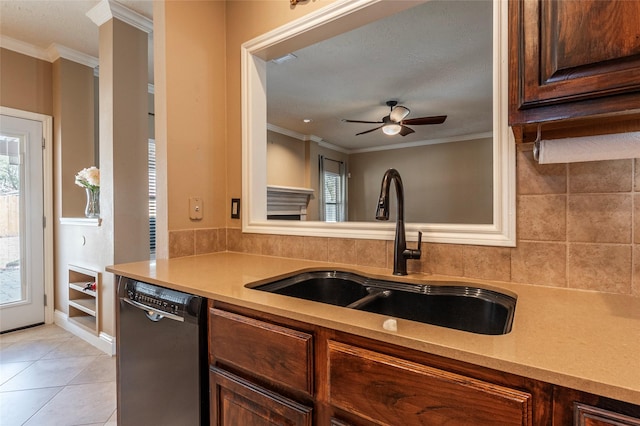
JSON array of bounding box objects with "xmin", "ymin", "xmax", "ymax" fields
[
  {"xmin": 0, "ymin": 1, "xmax": 153, "ymax": 57},
  {"xmin": 267, "ymin": 0, "xmax": 493, "ymax": 150}
]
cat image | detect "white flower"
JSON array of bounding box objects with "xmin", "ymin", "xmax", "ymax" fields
[{"xmin": 75, "ymin": 167, "xmax": 100, "ymax": 190}]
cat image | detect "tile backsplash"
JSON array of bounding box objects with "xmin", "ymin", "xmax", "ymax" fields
[{"xmin": 169, "ymin": 143, "xmax": 640, "ymax": 297}]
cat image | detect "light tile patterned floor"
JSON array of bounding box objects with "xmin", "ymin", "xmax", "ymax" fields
[{"xmin": 0, "ymin": 324, "xmax": 117, "ymax": 426}]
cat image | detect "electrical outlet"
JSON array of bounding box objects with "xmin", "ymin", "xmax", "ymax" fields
[{"xmin": 189, "ymin": 197, "xmax": 203, "ymax": 220}]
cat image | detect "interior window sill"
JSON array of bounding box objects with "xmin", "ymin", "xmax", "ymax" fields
[{"xmin": 59, "ymin": 217, "xmax": 102, "ymax": 226}]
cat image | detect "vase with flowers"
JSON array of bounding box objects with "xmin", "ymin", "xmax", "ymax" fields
[{"xmin": 75, "ymin": 166, "xmax": 100, "ymax": 218}]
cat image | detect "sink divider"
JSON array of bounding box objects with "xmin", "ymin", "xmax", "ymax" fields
[{"xmin": 345, "ymin": 289, "xmax": 392, "ymax": 310}]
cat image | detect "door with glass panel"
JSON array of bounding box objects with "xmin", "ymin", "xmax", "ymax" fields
[{"xmin": 0, "ymin": 114, "xmax": 44, "ymax": 332}]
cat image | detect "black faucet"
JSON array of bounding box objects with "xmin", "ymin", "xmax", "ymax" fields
[{"xmin": 375, "ymin": 168, "xmax": 422, "ymax": 276}]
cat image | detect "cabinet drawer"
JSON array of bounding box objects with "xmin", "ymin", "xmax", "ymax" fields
[
  {"xmin": 210, "ymin": 367, "xmax": 313, "ymax": 426},
  {"xmin": 210, "ymin": 308, "xmax": 313, "ymax": 395},
  {"xmin": 328, "ymin": 341, "xmax": 532, "ymax": 426}
]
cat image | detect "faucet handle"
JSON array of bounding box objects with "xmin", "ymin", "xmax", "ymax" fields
[{"xmin": 404, "ymin": 231, "xmax": 422, "ymax": 260}]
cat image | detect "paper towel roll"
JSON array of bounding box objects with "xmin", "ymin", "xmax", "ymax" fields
[{"xmin": 536, "ymin": 132, "xmax": 640, "ymax": 164}]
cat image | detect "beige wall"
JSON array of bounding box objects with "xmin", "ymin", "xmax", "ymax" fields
[
  {"xmin": 163, "ymin": 0, "xmax": 227, "ymax": 232},
  {"xmin": 163, "ymin": 0, "xmax": 333, "ymax": 256},
  {"xmin": 224, "ymin": 0, "xmax": 337, "ymax": 229},
  {"xmin": 51, "ymin": 58, "xmax": 101, "ymax": 331},
  {"xmin": 348, "ymin": 138, "xmax": 493, "ymax": 223},
  {"xmin": 53, "ymin": 58, "xmax": 96, "ymax": 218},
  {"xmin": 267, "ymin": 130, "xmax": 307, "ymax": 188},
  {"xmin": 266, "ymin": 132, "xmax": 350, "ymax": 221},
  {"xmin": 0, "ymin": 48, "xmax": 53, "ymax": 115}
]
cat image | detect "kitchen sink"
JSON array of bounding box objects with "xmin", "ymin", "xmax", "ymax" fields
[
  {"xmin": 249, "ymin": 271, "xmax": 516, "ymax": 335},
  {"xmin": 251, "ymin": 271, "xmax": 371, "ymax": 307},
  {"xmin": 355, "ymin": 286, "xmax": 515, "ymax": 335}
]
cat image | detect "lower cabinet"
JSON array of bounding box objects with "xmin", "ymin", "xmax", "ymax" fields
[
  {"xmin": 209, "ymin": 302, "xmax": 640, "ymax": 426},
  {"xmin": 210, "ymin": 367, "xmax": 313, "ymax": 426},
  {"xmin": 574, "ymin": 403, "xmax": 640, "ymax": 426},
  {"xmin": 209, "ymin": 304, "xmax": 315, "ymax": 425},
  {"xmin": 553, "ymin": 387, "xmax": 640, "ymax": 426},
  {"xmin": 328, "ymin": 340, "xmax": 531, "ymax": 425}
]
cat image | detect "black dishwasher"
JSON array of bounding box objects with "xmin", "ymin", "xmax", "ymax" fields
[{"xmin": 117, "ymin": 277, "xmax": 208, "ymax": 426}]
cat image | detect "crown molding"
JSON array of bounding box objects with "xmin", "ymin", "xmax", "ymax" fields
[
  {"xmin": 86, "ymin": 0, "xmax": 153, "ymax": 33},
  {"xmin": 47, "ymin": 44, "xmax": 99, "ymax": 68},
  {"xmin": 267, "ymin": 123, "xmax": 307, "ymax": 141},
  {"xmin": 348, "ymin": 131, "xmax": 494, "ymax": 154},
  {"xmin": 0, "ymin": 35, "xmax": 50, "ymax": 62},
  {"xmin": 1, "ymin": 35, "xmax": 98, "ymax": 68},
  {"xmin": 267, "ymin": 123, "xmax": 323, "ymax": 144},
  {"xmin": 267, "ymin": 120, "xmax": 493, "ymax": 155},
  {"xmin": 317, "ymin": 140, "xmax": 350, "ymax": 154}
]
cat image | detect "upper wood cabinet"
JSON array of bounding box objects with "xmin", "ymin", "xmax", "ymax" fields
[{"xmin": 509, "ymin": 0, "xmax": 640, "ymax": 126}]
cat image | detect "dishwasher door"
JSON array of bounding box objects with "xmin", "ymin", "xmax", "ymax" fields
[{"xmin": 117, "ymin": 277, "xmax": 208, "ymax": 426}]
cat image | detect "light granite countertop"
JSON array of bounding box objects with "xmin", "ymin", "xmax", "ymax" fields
[{"xmin": 107, "ymin": 251, "xmax": 640, "ymax": 405}]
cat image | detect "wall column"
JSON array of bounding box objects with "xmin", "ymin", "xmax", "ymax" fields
[{"xmin": 87, "ymin": 0, "xmax": 151, "ymax": 336}]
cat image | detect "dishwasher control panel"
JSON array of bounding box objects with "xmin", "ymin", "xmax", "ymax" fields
[{"xmin": 122, "ymin": 279, "xmax": 199, "ymax": 318}]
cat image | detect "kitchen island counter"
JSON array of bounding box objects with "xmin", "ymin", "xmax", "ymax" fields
[{"xmin": 107, "ymin": 251, "xmax": 640, "ymax": 405}]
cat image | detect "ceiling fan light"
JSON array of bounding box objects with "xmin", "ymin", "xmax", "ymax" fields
[
  {"xmin": 382, "ymin": 123, "xmax": 402, "ymax": 135},
  {"xmin": 389, "ymin": 105, "xmax": 410, "ymax": 122}
]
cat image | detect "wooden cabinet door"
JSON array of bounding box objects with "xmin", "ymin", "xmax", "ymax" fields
[
  {"xmin": 575, "ymin": 403, "xmax": 640, "ymax": 426},
  {"xmin": 210, "ymin": 367, "xmax": 312, "ymax": 426},
  {"xmin": 328, "ymin": 341, "xmax": 532, "ymax": 426},
  {"xmin": 509, "ymin": 0, "xmax": 640, "ymax": 124}
]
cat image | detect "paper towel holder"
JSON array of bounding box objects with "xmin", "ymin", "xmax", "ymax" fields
[{"xmin": 532, "ymin": 124, "xmax": 542, "ymax": 162}]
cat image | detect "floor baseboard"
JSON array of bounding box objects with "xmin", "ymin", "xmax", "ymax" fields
[{"xmin": 54, "ymin": 309, "xmax": 115, "ymax": 355}]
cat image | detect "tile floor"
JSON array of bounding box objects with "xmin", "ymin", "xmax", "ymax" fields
[{"xmin": 0, "ymin": 324, "xmax": 117, "ymax": 426}]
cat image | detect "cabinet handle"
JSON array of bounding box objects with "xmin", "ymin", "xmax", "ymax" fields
[{"xmin": 121, "ymin": 297, "xmax": 184, "ymax": 323}]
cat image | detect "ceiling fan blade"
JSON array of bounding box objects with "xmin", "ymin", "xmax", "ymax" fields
[
  {"xmin": 355, "ymin": 125, "xmax": 383, "ymax": 136},
  {"xmin": 399, "ymin": 125, "xmax": 415, "ymax": 136},
  {"xmin": 342, "ymin": 119, "xmax": 384, "ymax": 124},
  {"xmin": 389, "ymin": 105, "xmax": 410, "ymax": 122},
  {"xmin": 402, "ymin": 115, "xmax": 447, "ymax": 126}
]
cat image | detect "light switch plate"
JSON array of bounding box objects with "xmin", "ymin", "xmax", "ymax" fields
[
  {"xmin": 231, "ymin": 198, "xmax": 240, "ymax": 219},
  {"xmin": 189, "ymin": 197, "xmax": 203, "ymax": 220}
]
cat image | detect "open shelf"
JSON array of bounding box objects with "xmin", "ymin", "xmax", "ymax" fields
[
  {"xmin": 68, "ymin": 265, "xmax": 100, "ymax": 335},
  {"xmin": 69, "ymin": 282, "xmax": 97, "ymax": 297},
  {"xmin": 69, "ymin": 298, "xmax": 96, "ymax": 316}
]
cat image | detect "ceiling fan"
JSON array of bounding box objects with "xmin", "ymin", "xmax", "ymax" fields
[{"xmin": 342, "ymin": 100, "xmax": 447, "ymax": 136}]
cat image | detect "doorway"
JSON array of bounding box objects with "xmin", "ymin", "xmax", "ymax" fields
[{"xmin": 0, "ymin": 111, "xmax": 50, "ymax": 332}]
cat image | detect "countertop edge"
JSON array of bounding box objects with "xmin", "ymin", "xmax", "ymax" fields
[{"xmin": 107, "ymin": 252, "xmax": 640, "ymax": 406}]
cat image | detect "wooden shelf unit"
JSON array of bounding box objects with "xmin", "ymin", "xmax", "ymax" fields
[{"xmin": 68, "ymin": 265, "xmax": 100, "ymax": 334}]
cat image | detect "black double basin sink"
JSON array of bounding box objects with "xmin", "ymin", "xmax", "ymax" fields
[{"xmin": 248, "ymin": 271, "xmax": 516, "ymax": 335}]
